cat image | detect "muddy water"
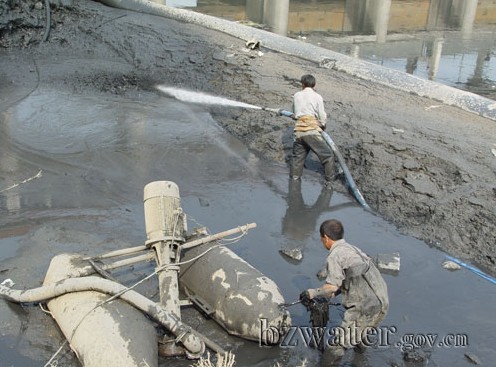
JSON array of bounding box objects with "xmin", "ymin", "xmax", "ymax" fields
[{"xmin": 1, "ymin": 85, "xmax": 495, "ymax": 366}]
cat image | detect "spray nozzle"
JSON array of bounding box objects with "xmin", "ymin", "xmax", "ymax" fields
[
  {"xmin": 262, "ymin": 107, "xmax": 294, "ymax": 118},
  {"xmin": 262, "ymin": 107, "xmax": 281, "ymax": 114}
]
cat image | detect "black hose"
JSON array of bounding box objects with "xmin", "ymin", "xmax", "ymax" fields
[
  {"xmin": 42, "ymin": 0, "xmax": 51, "ymax": 42},
  {"xmin": 275, "ymin": 109, "xmax": 371, "ymax": 210},
  {"xmin": 320, "ymin": 131, "xmax": 371, "ymax": 210}
]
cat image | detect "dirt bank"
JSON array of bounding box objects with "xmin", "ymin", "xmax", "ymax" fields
[{"xmin": 1, "ymin": 0, "xmax": 495, "ymax": 280}]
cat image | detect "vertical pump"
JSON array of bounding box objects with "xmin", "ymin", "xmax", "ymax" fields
[{"xmin": 143, "ymin": 181, "xmax": 187, "ymax": 318}]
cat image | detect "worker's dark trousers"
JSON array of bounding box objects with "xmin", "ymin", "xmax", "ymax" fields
[{"xmin": 291, "ymin": 133, "xmax": 335, "ymax": 182}]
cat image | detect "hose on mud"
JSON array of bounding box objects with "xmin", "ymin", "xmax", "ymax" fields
[
  {"xmin": 0, "ymin": 277, "xmax": 207, "ymax": 356},
  {"xmin": 271, "ymin": 109, "xmax": 371, "ymax": 210},
  {"xmin": 320, "ymin": 131, "xmax": 370, "ymax": 210},
  {"xmin": 42, "ymin": 0, "xmax": 51, "ymax": 42},
  {"xmin": 445, "ymin": 255, "xmax": 496, "ymax": 285}
]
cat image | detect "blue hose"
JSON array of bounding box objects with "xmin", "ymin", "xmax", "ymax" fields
[
  {"xmin": 445, "ymin": 255, "xmax": 496, "ymax": 285},
  {"xmin": 279, "ymin": 109, "xmax": 294, "ymax": 118}
]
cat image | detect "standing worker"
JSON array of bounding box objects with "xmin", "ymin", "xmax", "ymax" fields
[
  {"xmin": 290, "ymin": 74, "xmax": 338, "ymax": 188},
  {"xmin": 300, "ymin": 219, "xmax": 389, "ymax": 365}
]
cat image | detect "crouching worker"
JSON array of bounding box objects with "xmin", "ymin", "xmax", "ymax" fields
[{"xmin": 299, "ymin": 219, "xmax": 389, "ymax": 365}]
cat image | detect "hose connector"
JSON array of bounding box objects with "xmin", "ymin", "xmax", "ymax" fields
[{"xmin": 262, "ymin": 107, "xmax": 294, "ymax": 118}]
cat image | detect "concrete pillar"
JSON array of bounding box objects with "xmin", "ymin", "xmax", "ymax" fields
[
  {"xmin": 263, "ymin": 0, "xmax": 290, "ymax": 36},
  {"xmin": 246, "ymin": 0, "xmax": 264, "ymax": 24},
  {"xmin": 427, "ymin": 0, "xmax": 452, "ymax": 30},
  {"xmin": 374, "ymin": 0, "xmax": 391, "ymax": 43},
  {"xmin": 343, "ymin": 0, "xmax": 368, "ymax": 33},
  {"xmin": 460, "ymin": 0, "xmax": 478, "ymax": 39}
]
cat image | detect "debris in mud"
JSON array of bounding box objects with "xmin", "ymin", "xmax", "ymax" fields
[
  {"xmin": 464, "ymin": 352, "xmax": 481, "ymax": 365},
  {"xmin": 245, "ymin": 38, "xmax": 260, "ymax": 50},
  {"xmin": 198, "ymin": 198, "xmax": 210, "ymax": 207},
  {"xmin": 279, "ymin": 247, "xmax": 303, "ymax": 261},
  {"xmin": 243, "ymin": 38, "xmax": 264, "ymax": 57},
  {"xmin": 392, "ymin": 127, "xmax": 405, "ymax": 134},
  {"xmin": 375, "ymin": 252, "xmax": 400, "ymax": 274},
  {"xmin": 0, "ymin": 278, "xmax": 14, "ymax": 287},
  {"xmin": 191, "ymin": 351, "xmax": 236, "ymax": 367},
  {"xmin": 442, "ymin": 260, "xmax": 461, "ymax": 271},
  {"xmin": 389, "ymin": 143, "xmax": 408, "ymax": 152},
  {"xmin": 319, "ymin": 58, "xmax": 337, "ymax": 69},
  {"xmin": 468, "ymin": 197, "xmax": 485, "ymax": 207},
  {"xmin": 402, "ymin": 159, "xmax": 420, "ymax": 171},
  {"xmin": 403, "ymin": 348, "xmax": 427, "ymax": 363},
  {"xmin": 403, "ymin": 172, "xmax": 439, "ymax": 197}
]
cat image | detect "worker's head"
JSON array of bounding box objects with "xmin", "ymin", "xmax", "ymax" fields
[
  {"xmin": 300, "ymin": 74, "xmax": 316, "ymax": 89},
  {"xmin": 319, "ymin": 219, "xmax": 343, "ymax": 249}
]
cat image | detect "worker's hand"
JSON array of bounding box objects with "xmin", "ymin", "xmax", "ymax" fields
[
  {"xmin": 299, "ymin": 290, "xmax": 311, "ymax": 307},
  {"xmin": 307, "ymin": 288, "xmax": 319, "ymax": 299},
  {"xmin": 299, "ymin": 288, "xmax": 318, "ymax": 304}
]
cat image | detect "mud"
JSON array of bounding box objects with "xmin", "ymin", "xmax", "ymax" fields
[
  {"xmin": 2, "ymin": 0, "xmax": 495, "ymax": 272},
  {"xmin": 1, "ymin": 0, "xmax": 496, "ymax": 366}
]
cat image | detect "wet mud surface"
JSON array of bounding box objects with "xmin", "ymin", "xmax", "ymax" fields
[{"xmin": 1, "ymin": 1, "xmax": 496, "ymax": 366}]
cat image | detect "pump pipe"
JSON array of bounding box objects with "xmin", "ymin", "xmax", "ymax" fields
[
  {"xmin": 265, "ymin": 108, "xmax": 371, "ymax": 210},
  {"xmin": 0, "ymin": 276, "xmax": 206, "ymax": 357}
]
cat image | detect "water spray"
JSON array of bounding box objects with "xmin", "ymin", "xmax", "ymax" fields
[
  {"xmin": 155, "ymin": 85, "xmax": 370, "ymax": 210},
  {"xmin": 156, "ymin": 85, "xmax": 263, "ymax": 110}
]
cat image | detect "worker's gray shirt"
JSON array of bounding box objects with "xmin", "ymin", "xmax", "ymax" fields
[
  {"xmin": 292, "ymin": 87, "xmax": 327, "ymax": 125},
  {"xmin": 325, "ymin": 239, "xmax": 389, "ymax": 314},
  {"xmin": 325, "ymin": 239, "xmax": 370, "ymax": 288}
]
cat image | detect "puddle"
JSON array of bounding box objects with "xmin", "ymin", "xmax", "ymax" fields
[
  {"xmin": 0, "ymin": 84, "xmax": 495, "ymax": 366},
  {"xmin": 0, "ymin": 336, "xmax": 40, "ymax": 367},
  {"xmin": 0, "ymin": 236, "xmax": 22, "ymax": 263},
  {"xmin": 169, "ymin": 0, "xmax": 496, "ymax": 100}
]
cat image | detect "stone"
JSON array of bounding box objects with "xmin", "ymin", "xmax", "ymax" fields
[
  {"xmin": 279, "ymin": 247, "xmax": 303, "ymax": 261},
  {"xmin": 442, "ymin": 260, "xmax": 461, "ymax": 271},
  {"xmin": 404, "ymin": 172, "xmax": 439, "ymax": 197},
  {"xmin": 375, "ymin": 252, "xmax": 400, "ymax": 274},
  {"xmin": 464, "ymin": 352, "xmax": 481, "ymax": 365}
]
